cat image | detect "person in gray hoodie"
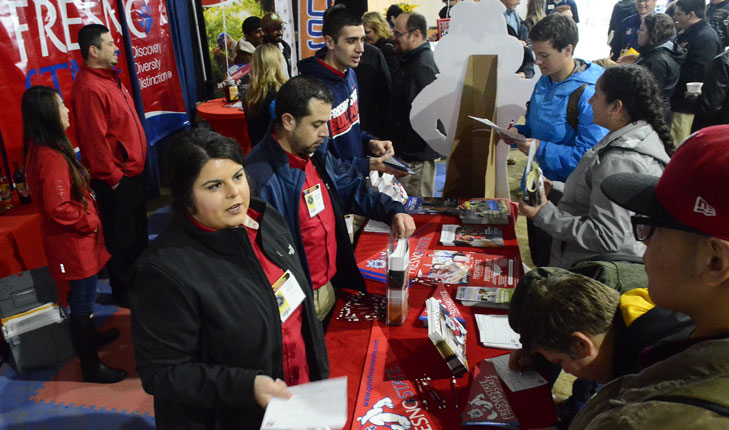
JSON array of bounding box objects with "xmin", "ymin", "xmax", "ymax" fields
[{"xmin": 519, "ymin": 65, "xmax": 673, "ymax": 269}]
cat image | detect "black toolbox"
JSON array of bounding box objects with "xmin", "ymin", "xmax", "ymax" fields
[{"xmin": 0, "ymin": 267, "xmax": 73, "ymax": 374}]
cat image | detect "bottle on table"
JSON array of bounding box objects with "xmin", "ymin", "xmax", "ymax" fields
[
  {"xmin": 223, "ymin": 76, "xmax": 239, "ymax": 104},
  {"xmin": 0, "ymin": 175, "xmax": 13, "ymax": 210},
  {"xmin": 12, "ymin": 161, "xmax": 31, "ymax": 204},
  {"xmin": 386, "ymin": 237, "xmax": 410, "ymax": 325}
]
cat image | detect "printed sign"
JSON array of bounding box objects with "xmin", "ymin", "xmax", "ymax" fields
[
  {"xmin": 298, "ymin": 0, "xmax": 329, "ymax": 59},
  {"xmin": 124, "ymin": 0, "xmax": 189, "ymax": 145}
]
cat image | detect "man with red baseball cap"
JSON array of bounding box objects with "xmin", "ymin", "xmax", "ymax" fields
[{"xmin": 569, "ymin": 125, "xmax": 729, "ymax": 429}]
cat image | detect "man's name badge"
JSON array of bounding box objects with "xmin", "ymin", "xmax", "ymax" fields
[
  {"xmin": 304, "ymin": 184, "xmax": 325, "ymax": 218},
  {"xmin": 271, "ymin": 270, "xmax": 306, "ymax": 323}
]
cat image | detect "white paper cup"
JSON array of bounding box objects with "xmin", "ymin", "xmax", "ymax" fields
[{"xmin": 687, "ymin": 82, "xmax": 703, "ymax": 95}]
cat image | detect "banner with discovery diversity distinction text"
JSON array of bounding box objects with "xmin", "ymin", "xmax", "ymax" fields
[
  {"xmin": 123, "ymin": 0, "xmax": 189, "ymax": 145},
  {"xmin": 0, "ymin": 0, "xmax": 189, "ymax": 169}
]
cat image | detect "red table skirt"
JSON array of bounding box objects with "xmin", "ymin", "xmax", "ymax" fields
[
  {"xmin": 196, "ymin": 98, "xmax": 252, "ymax": 154},
  {"xmin": 0, "ymin": 198, "xmax": 47, "ymax": 278},
  {"xmin": 325, "ymin": 213, "xmax": 557, "ymax": 429}
]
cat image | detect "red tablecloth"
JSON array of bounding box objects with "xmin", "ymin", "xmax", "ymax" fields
[
  {"xmin": 0, "ymin": 199, "xmax": 47, "ymax": 278},
  {"xmin": 196, "ymin": 98, "xmax": 252, "ymax": 154},
  {"xmin": 325, "ymin": 213, "xmax": 558, "ymax": 429}
]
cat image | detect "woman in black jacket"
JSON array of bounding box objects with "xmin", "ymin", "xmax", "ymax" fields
[
  {"xmin": 635, "ymin": 13, "xmax": 683, "ymax": 125},
  {"xmin": 362, "ymin": 11, "xmax": 400, "ymax": 76},
  {"xmin": 130, "ymin": 129, "xmax": 328, "ymax": 430}
]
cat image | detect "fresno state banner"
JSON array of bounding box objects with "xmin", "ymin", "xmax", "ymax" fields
[
  {"xmin": 0, "ymin": 0, "xmax": 134, "ymax": 166},
  {"xmin": 353, "ymin": 324, "xmax": 442, "ymax": 430},
  {"xmin": 123, "ymin": 0, "xmax": 189, "ymax": 145},
  {"xmin": 298, "ymin": 0, "xmax": 330, "ymax": 60}
]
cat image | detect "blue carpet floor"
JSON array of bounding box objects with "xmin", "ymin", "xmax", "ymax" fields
[{"xmin": 0, "ymin": 280, "xmax": 155, "ymax": 430}]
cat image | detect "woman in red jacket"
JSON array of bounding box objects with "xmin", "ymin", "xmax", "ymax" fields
[{"xmin": 21, "ymin": 85, "xmax": 126, "ymax": 383}]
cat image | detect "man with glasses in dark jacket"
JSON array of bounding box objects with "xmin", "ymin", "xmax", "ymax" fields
[
  {"xmin": 390, "ymin": 12, "xmax": 442, "ymax": 197},
  {"xmin": 670, "ymin": 0, "xmax": 722, "ymax": 143}
]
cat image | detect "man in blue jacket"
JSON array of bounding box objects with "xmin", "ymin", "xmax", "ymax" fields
[
  {"xmin": 503, "ymin": 13, "xmax": 607, "ymax": 183},
  {"xmin": 298, "ymin": 6, "xmax": 399, "ymax": 178},
  {"xmin": 246, "ymin": 76, "xmax": 415, "ymax": 321},
  {"xmin": 501, "ymin": 13, "xmax": 607, "ymax": 266}
]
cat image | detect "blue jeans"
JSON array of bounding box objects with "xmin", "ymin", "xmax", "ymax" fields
[{"xmin": 68, "ymin": 275, "xmax": 98, "ymax": 316}]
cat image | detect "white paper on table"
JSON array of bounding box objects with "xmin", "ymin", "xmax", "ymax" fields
[
  {"xmin": 486, "ymin": 354, "xmax": 548, "ymax": 392},
  {"xmin": 468, "ymin": 116, "xmax": 526, "ymax": 142},
  {"xmin": 260, "ymin": 376, "xmax": 347, "ymax": 430},
  {"xmin": 475, "ymin": 314, "xmax": 521, "ymax": 349}
]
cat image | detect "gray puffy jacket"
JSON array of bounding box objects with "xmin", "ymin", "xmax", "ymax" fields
[{"xmin": 533, "ymin": 121, "xmax": 670, "ymax": 268}]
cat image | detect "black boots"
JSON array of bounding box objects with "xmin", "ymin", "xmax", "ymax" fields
[
  {"xmin": 95, "ymin": 327, "xmax": 120, "ymax": 347},
  {"xmin": 69, "ymin": 314, "xmax": 127, "ymax": 383}
]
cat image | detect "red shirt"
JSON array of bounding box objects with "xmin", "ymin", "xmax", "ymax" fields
[
  {"xmin": 286, "ymin": 151, "xmax": 338, "ymax": 289},
  {"xmin": 188, "ymin": 209, "xmax": 310, "ymax": 386},
  {"xmin": 317, "ymin": 58, "xmax": 346, "ymax": 79}
]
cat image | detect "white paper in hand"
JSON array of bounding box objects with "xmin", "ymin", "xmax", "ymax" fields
[
  {"xmin": 260, "ymin": 377, "xmax": 348, "ymax": 430},
  {"xmin": 468, "ymin": 116, "xmax": 526, "ymax": 142}
]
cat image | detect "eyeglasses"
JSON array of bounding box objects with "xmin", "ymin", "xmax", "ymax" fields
[
  {"xmin": 630, "ymin": 216, "xmax": 707, "ymax": 241},
  {"xmin": 393, "ymin": 30, "xmax": 413, "ymax": 39}
]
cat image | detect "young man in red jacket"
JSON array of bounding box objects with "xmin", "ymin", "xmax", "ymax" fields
[{"xmin": 70, "ymin": 24, "xmax": 148, "ymax": 308}]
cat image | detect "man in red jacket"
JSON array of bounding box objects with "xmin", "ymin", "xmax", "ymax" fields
[{"xmin": 70, "ymin": 24, "xmax": 148, "ymax": 307}]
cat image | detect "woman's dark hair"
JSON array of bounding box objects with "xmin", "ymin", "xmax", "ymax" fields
[
  {"xmin": 641, "ymin": 13, "xmax": 676, "ymax": 50},
  {"xmin": 598, "ymin": 65, "xmax": 674, "ymax": 155},
  {"xmin": 386, "ymin": 5, "xmax": 403, "ymax": 24},
  {"xmin": 529, "ymin": 13, "xmax": 578, "ymax": 52},
  {"xmin": 22, "ymin": 85, "xmax": 90, "ymax": 207},
  {"xmin": 166, "ymin": 128, "xmax": 245, "ymax": 217}
]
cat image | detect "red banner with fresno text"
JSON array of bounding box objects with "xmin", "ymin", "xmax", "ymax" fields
[{"xmin": 0, "ymin": 0, "xmax": 134, "ymax": 166}]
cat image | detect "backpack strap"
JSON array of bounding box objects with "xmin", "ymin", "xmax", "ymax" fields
[
  {"xmin": 650, "ymin": 395, "xmax": 729, "ymax": 417},
  {"xmin": 567, "ymin": 83, "xmax": 588, "ymax": 131}
]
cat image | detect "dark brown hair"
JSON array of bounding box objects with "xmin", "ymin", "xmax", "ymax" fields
[
  {"xmin": 641, "ymin": 13, "xmax": 676, "ymax": 50},
  {"xmin": 166, "ymin": 128, "xmax": 245, "ymax": 217},
  {"xmin": 513, "ymin": 274, "xmax": 620, "ymax": 356},
  {"xmin": 22, "ymin": 86, "xmax": 90, "ymax": 208}
]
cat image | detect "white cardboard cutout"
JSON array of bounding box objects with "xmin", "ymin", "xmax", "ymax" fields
[{"xmin": 410, "ymin": 0, "xmax": 540, "ymax": 198}]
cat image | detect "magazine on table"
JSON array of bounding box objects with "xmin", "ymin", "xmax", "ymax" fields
[
  {"xmin": 404, "ymin": 196, "xmax": 461, "ymax": 216},
  {"xmin": 455, "ymin": 286, "xmax": 514, "ymax": 309},
  {"xmin": 426, "ymin": 297, "xmax": 468, "ymax": 377},
  {"xmin": 418, "ymin": 281, "xmax": 466, "ymax": 326},
  {"xmin": 419, "ymin": 250, "xmax": 521, "ymax": 287},
  {"xmin": 459, "ymin": 198, "xmax": 512, "ymax": 225},
  {"xmin": 440, "ymin": 224, "xmax": 504, "ymax": 248}
]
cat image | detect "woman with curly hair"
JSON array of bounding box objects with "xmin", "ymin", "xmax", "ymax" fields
[
  {"xmin": 519, "ymin": 65, "xmax": 673, "ymax": 269},
  {"xmin": 636, "ymin": 13, "xmax": 683, "ymax": 125},
  {"xmin": 244, "ymin": 44, "xmax": 288, "ymax": 146},
  {"xmin": 362, "ymin": 11, "xmax": 399, "ymax": 75}
]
